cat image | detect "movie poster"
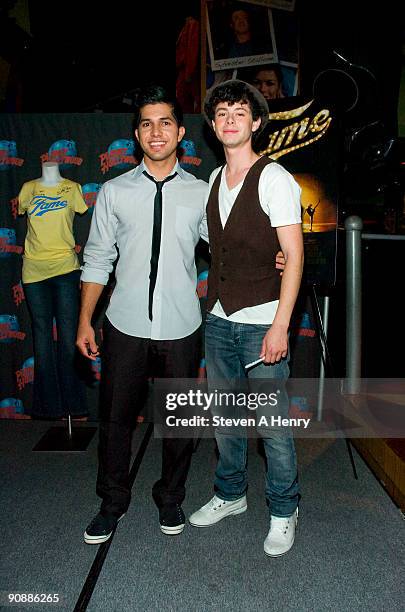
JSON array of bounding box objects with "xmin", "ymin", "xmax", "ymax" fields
[{"xmin": 256, "ymin": 97, "xmax": 339, "ymax": 287}]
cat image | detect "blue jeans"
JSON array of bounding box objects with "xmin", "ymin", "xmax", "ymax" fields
[
  {"xmin": 205, "ymin": 312, "xmax": 299, "ymax": 517},
  {"xmin": 23, "ymin": 270, "xmax": 87, "ymax": 418}
]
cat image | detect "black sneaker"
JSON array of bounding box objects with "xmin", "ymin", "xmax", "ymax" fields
[
  {"xmin": 84, "ymin": 512, "xmax": 125, "ymax": 545},
  {"xmin": 159, "ymin": 504, "xmax": 185, "ymax": 535}
]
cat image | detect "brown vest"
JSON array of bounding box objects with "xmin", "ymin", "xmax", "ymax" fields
[{"xmin": 206, "ymin": 156, "xmax": 281, "ymax": 315}]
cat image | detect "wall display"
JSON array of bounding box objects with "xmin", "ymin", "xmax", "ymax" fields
[
  {"xmin": 206, "ymin": 0, "xmax": 277, "ymax": 71},
  {"xmin": 204, "ymin": 0, "xmax": 299, "ymax": 100},
  {"xmin": 0, "ymin": 114, "xmax": 218, "ymax": 419},
  {"xmin": 256, "ymin": 97, "xmax": 339, "ymax": 288},
  {"xmin": 0, "ymin": 111, "xmax": 325, "ymax": 419}
]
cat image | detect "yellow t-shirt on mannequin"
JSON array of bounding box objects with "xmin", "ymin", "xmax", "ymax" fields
[{"xmin": 18, "ymin": 178, "xmax": 88, "ymax": 283}]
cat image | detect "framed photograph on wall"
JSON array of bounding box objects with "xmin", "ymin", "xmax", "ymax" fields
[
  {"xmin": 206, "ymin": 0, "xmax": 277, "ymax": 71},
  {"xmin": 271, "ymin": 7, "xmax": 299, "ymax": 66}
]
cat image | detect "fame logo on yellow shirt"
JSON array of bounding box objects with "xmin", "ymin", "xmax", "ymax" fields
[{"xmin": 29, "ymin": 196, "xmax": 68, "ymax": 217}]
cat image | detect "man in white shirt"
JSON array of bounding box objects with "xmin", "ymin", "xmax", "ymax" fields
[
  {"xmin": 189, "ymin": 80, "xmax": 304, "ymax": 558},
  {"xmin": 77, "ymin": 83, "xmax": 286, "ymax": 546},
  {"xmin": 77, "ymin": 85, "xmax": 208, "ymax": 543}
]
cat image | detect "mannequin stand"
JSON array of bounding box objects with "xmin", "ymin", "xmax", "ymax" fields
[{"xmin": 32, "ymin": 414, "xmax": 97, "ymax": 452}]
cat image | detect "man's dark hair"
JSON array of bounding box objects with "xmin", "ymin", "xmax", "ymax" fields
[
  {"xmin": 204, "ymin": 81, "xmax": 262, "ymax": 123},
  {"xmin": 133, "ymin": 84, "xmax": 184, "ymax": 127}
]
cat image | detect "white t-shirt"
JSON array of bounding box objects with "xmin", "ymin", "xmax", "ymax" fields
[{"xmin": 208, "ymin": 161, "xmax": 302, "ymax": 324}]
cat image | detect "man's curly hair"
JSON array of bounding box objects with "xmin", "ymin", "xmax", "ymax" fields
[{"xmin": 204, "ymin": 81, "xmax": 262, "ymax": 123}]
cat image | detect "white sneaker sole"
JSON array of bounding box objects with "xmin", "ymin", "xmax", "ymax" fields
[
  {"xmin": 264, "ymin": 535, "xmax": 295, "ymax": 557},
  {"xmin": 84, "ymin": 513, "xmax": 125, "ymax": 545},
  {"xmin": 189, "ymin": 504, "xmax": 247, "ymax": 527},
  {"xmin": 84, "ymin": 532, "xmax": 112, "ymax": 545},
  {"xmin": 160, "ymin": 523, "xmax": 185, "ymax": 536}
]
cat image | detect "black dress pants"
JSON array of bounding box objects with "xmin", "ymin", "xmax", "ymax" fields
[{"xmin": 96, "ymin": 317, "xmax": 200, "ymax": 516}]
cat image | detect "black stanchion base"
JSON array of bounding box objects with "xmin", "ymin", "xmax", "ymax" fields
[{"xmin": 32, "ymin": 426, "xmax": 97, "ymax": 452}]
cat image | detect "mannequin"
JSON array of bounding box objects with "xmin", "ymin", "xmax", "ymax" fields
[
  {"xmin": 18, "ymin": 164, "xmax": 89, "ymax": 419},
  {"xmin": 40, "ymin": 161, "xmax": 63, "ymax": 186}
]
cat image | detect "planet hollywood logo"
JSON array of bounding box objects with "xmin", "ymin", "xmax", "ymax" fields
[
  {"xmin": 0, "ymin": 315, "xmax": 26, "ymax": 343},
  {"xmin": 10, "ymin": 196, "xmax": 19, "ymax": 219},
  {"xmin": 12, "ymin": 282, "xmax": 25, "ymax": 307},
  {"xmin": 292, "ymin": 312, "xmax": 316, "ymax": 339},
  {"xmin": 16, "ymin": 357, "xmax": 35, "ymax": 391},
  {"xmin": 0, "ymin": 141, "xmax": 24, "ymax": 171},
  {"xmin": 0, "ymin": 229, "xmax": 23, "ymax": 257},
  {"xmin": 197, "ymin": 357, "xmax": 206, "ymax": 382},
  {"xmin": 91, "ymin": 356, "xmax": 102, "ymax": 384},
  {"xmin": 289, "ymin": 396, "xmax": 313, "ymax": 420},
  {"xmin": 0, "ymin": 398, "xmax": 25, "ymax": 418},
  {"xmin": 99, "ymin": 139, "xmax": 138, "ymax": 174},
  {"xmin": 179, "ymin": 139, "xmax": 202, "ymax": 170},
  {"xmin": 82, "ymin": 183, "xmax": 103, "ymax": 212},
  {"xmin": 197, "ymin": 270, "xmax": 208, "ymax": 299},
  {"xmin": 40, "ymin": 140, "xmax": 83, "ymax": 168}
]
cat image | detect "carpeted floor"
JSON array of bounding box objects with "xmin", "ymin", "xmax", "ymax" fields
[{"xmin": 0, "ymin": 420, "xmax": 404, "ymax": 611}]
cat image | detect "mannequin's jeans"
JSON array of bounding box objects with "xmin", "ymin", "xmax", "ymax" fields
[
  {"xmin": 205, "ymin": 312, "xmax": 299, "ymax": 517},
  {"xmin": 23, "ymin": 270, "xmax": 87, "ymax": 418}
]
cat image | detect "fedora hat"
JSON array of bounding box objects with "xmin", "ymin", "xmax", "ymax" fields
[{"xmin": 203, "ymin": 79, "xmax": 269, "ymax": 134}]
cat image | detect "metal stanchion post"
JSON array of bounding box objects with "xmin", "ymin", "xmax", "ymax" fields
[{"xmin": 345, "ymin": 215, "xmax": 363, "ymax": 394}]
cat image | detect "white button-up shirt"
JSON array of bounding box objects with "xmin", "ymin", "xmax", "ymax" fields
[{"xmin": 81, "ymin": 160, "xmax": 208, "ymax": 340}]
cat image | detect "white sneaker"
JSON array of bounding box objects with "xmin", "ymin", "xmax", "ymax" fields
[
  {"xmin": 264, "ymin": 508, "xmax": 298, "ymax": 557},
  {"xmin": 189, "ymin": 494, "xmax": 247, "ymax": 527}
]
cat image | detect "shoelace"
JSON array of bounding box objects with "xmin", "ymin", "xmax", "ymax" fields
[
  {"xmin": 270, "ymin": 516, "xmax": 291, "ymax": 535},
  {"xmin": 211, "ymin": 498, "xmax": 226, "ymax": 511},
  {"xmin": 161, "ymin": 505, "xmax": 183, "ymax": 524}
]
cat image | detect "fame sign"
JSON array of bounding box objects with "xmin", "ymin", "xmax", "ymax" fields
[{"xmin": 257, "ymin": 97, "xmax": 340, "ymax": 288}]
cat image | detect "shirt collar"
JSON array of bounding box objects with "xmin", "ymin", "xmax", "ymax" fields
[{"xmin": 133, "ymin": 159, "xmax": 189, "ymax": 182}]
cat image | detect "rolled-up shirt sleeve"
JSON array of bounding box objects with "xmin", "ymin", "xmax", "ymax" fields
[{"xmin": 81, "ymin": 183, "xmax": 118, "ymax": 285}]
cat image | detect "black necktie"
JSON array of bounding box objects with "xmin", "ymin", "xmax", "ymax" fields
[{"xmin": 143, "ymin": 170, "xmax": 177, "ymax": 320}]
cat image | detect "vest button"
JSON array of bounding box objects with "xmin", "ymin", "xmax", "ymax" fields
[
  {"xmin": 222, "ymin": 247, "xmax": 227, "ymax": 253},
  {"xmin": 220, "ymin": 276, "xmax": 225, "ymax": 281},
  {"xmin": 220, "ymin": 261, "xmax": 225, "ymax": 267}
]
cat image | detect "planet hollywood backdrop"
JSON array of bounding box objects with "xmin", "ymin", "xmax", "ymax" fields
[{"xmin": 0, "ymin": 107, "xmax": 337, "ymax": 419}]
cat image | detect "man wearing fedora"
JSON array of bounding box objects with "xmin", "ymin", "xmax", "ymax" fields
[{"xmin": 189, "ymin": 80, "xmax": 304, "ymax": 557}]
